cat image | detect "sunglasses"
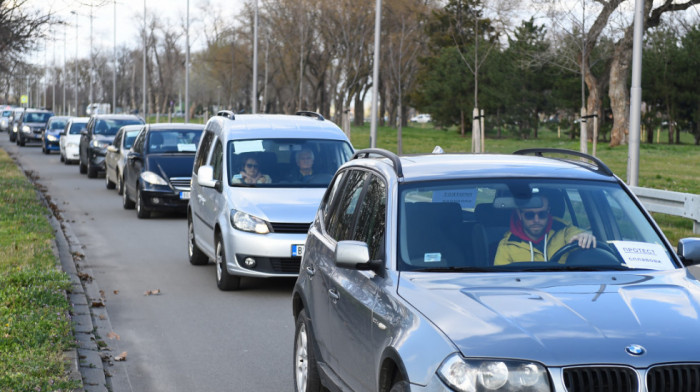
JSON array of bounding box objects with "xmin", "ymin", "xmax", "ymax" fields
[
  {"xmin": 245, "ymin": 163, "xmax": 259, "ymax": 169},
  {"xmin": 522, "ymin": 210, "xmax": 549, "ymax": 220}
]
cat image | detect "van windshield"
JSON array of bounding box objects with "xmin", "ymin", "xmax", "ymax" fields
[{"xmin": 227, "ymin": 138, "xmax": 353, "ymax": 188}]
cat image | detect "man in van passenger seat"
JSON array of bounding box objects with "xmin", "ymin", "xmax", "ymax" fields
[{"xmin": 494, "ymin": 195, "xmax": 596, "ymax": 265}]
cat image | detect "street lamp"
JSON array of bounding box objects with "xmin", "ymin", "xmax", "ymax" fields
[{"xmin": 72, "ymin": 10, "xmax": 78, "ymax": 115}]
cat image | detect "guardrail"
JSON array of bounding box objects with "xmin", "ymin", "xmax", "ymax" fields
[{"xmin": 630, "ymin": 186, "xmax": 700, "ymax": 235}]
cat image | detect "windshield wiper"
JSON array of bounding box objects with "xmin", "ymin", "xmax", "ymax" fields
[
  {"xmin": 411, "ymin": 266, "xmax": 499, "ymax": 273},
  {"xmin": 517, "ymin": 265, "xmax": 630, "ymax": 272}
]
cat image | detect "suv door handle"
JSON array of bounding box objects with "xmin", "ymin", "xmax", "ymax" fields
[
  {"xmin": 328, "ymin": 288, "xmax": 339, "ymax": 302},
  {"xmin": 305, "ymin": 266, "xmax": 315, "ymax": 276}
]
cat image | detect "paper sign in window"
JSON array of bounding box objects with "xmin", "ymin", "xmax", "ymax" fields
[
  {"xmin": 611, "ymin": 241, "xmax": 673, "ymax": 270},
  {"xmin": 432, "ymin": 189, "xmax": 477, "ymax": 209}
]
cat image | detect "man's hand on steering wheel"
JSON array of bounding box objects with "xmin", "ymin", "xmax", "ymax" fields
[{"xmin": 569, "ymin": 232, "xmax": 596, "ymax": 249}]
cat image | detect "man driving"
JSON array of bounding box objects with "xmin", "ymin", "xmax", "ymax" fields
[{"xmin": 494, "ymin": 193, "xmax": 596, "ymax": 265}]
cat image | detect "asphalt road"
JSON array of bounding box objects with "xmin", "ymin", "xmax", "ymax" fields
[{"xmin": 1, "ymin": 137, "xmax": 295, "ymax": 391}]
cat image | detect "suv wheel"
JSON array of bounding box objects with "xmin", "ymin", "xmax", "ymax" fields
[
  {"xmin": 188, "ymin": 216, "xmax": 208, "ymax": 265},
  {"xmin": 79, "ymin": 158, "xmax": 87, "ymax": 174},
  {"xmin": 87, "ymin": 159, "xmax": 98, "ymax": 178},
  {"xmin": 294, "ymin": 309, "xmax": 321, "ymax": 392},
  {"xmin": 136, "ymin": 188, "xmax": 150, "ymax": 219},
  {"xmin": 122, "ymin": 184, "xmax": 135, "ymax": 209},
  {"xmin": 215, "ymin": 236, "xmax": 240, "ymax": 291}
]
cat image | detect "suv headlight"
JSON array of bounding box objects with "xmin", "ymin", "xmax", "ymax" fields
[
  {"xmin": 90, "ymin": 139, "xmax": 109, "ymax": 149},
  {"xmin": 140, "ymin": 171, "xmax": 168, "ymax": 186},
  {"xmin": 22, "ymin": 125, "xmax": 31, "ymax": 133},
  {"xmin": 230, "ymin": 210, "xmax": 270, "ymax": 234},
  {"xmin": 437, "ymin": 354, "xmax": 550, "ymax": 392}
]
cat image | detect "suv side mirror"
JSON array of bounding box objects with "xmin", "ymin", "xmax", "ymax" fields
[
  {"xmin": 335, "ymin": 241, "xmax": 383, "ymax": 276},
  {"xmin": 678, "ymin": 238, "xmax": 700, "ymax": 266},
  {"xmin": 197, "ymin": 165, "xmax": 221, "ymax": 191}
]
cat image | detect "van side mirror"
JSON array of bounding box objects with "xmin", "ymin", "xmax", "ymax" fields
[{"xmin": 197, "ymin": 165, "xmax": 221, "ymax": 192}]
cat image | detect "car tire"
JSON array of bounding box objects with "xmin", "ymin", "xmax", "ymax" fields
[
  {"xmin": 105, "ymin": 171, "xmax": 116, "ymax": 189},
  {"xmin": 294, "ymin": 309, "xmax": 322, "ymax": 392},
  {"xmin": 188, "ymin": 216, "xmax": 208, "ymax": 265},
  {"xmin": 9, "ymin": 133, "xmax": 15, "ymax": 142},
  {"xmin": 389, "ymin": 381, "xmax": 410, "ymax": 392},
  {"xmin": 215, "ymin": 235, "xmax": 240, "ymax": 291},
  {"xmin": 116, "ymin": 172, "xmax": 124, "ymax": 195},
  {"xmin": 42, "ymin": 144, "xmax": 48, "ymax": 154},
  {"xmin": 18, "ymin": 135, "xmax": 25, "ymax": 146},
  {"xmin": 136, "ymin": 188, "xmax": 150, "ymax": 219},
  {"xmin": 122, "ymin": 183, "xmax": 135, "ymax": 209},
  {"xmin": 87, "ymin": 159, "xmax": 98, "ymax": 178},
  {"xmin": 60, "ymin": 152, "xmax": 65, "ymax": 163},
  {"xmin": 79, "ymin": 158, "xmax": 87, "ymax": 174}
]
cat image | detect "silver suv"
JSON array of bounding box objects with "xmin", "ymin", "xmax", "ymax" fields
[
  {"xmin": 292, "ymin": 148, "xmax": 700, "ymax": 392},
  {"xmin": 187, "ymin": 111, "xmax": 354, "ymax": 290}
]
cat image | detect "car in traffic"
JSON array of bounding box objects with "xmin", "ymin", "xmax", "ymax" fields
[
  {"xmin": 187, "ymin": 111, "xmax": 354, "ymax": 290},
  {"xmin": 42, "ymin": 116, "xmax": 70, "ymax": 154},
  {"xmin": 105, "ymin": 124, "xmax": 143, "ymax": 195},
  {"xmin": 8, "ymin": 107, "xmax": 25, "ymax": 142},
  {"xmin": 79, "ymin": 114, "xmax": 145, "ymax": 178},
  {"xmin": 121, "ymin": 123, "xmax": 204, "ymax": 218},
  {"xmin": 0, "ymin": 106, "xmax": 14, "ymax": 132},
  {"xmin": 60, "ymin": 117, "xmax": 88, "ymax": 164},
  {"xmin": 292, "ymin": 147, "xmax": 700, "ymax": 392},
  {"xmin": 17, "ymin": 109, "xmax": 54, "ymax": 146}
]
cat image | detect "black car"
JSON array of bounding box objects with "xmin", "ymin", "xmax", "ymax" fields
[
  {"xmin": 17, "ymin": 109, "xmax": 54, "ymax": 146},
  {"xmin": 79, "ymin": 114, "xmax": 144, "ymax": 178},
  {"xmin": 122, "ymin": 123, "xmax": 204, "ymax": 218}
]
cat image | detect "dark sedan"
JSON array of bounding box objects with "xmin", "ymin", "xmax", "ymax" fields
[{"xmin": 122, "ymin": 123, "xmax": 204, "ymax": 218}]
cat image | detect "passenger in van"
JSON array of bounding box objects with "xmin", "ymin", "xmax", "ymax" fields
[
  {"xmin": 287, "ymin": 148, "xmax": 315, "ymax": 183},
  {"xmin": 494, "ymin": 194, "xmax": 596, "ymax": 265},
  {"xmin": 232, "ymin": 156, "xmax": 271, "ymax": 184}
]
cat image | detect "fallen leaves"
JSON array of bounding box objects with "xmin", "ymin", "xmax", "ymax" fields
[
  {"xmin": 114, "ymin": 351, "xmax": 127, "ymax": 361},
  {"xmin": 144, "ymin": 289, "xmax": 161, "ymax": 296},
  {"xmin": 90, "ymin": 299, "xmax": 105, "ymax": 308},
  {"xmin": 106, "ymin": 332, "xmax": 120, "ymax": 340}
]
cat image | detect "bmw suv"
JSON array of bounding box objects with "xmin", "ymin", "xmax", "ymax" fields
[
  {"xmin": 187, "ymin": 111, "xmax": 354, "ymax": 290},
  {"xmin": 292, "ymin": 148, "xmax": 700, "ymax": 392}
]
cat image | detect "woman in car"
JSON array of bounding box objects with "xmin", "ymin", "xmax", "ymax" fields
[{"xmin": 232, "ymin": 156, "xmax": 271, "ymax": 184}]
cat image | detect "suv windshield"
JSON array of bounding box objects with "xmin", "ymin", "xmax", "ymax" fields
[
  {"xmin": 95, "ymin": 118, "xmax": 142, "ymax": 136},
  {"xmin": 23, "ymin": 112, "xmax": 52, "ymax": 123},
  {"xmin": 397, "ymin": 179, "xmax": 675, "ymax": 272},
  {"xmin": 227, "ymin": 138, "xmax": 353, "ymax": 187}
]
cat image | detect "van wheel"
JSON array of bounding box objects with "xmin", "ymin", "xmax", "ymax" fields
[
  {"xmin": 215, "ymin": 236, "xmax": 240, "ymax": 291},
  {"xmin": 188, "ymin": 217, "xmax": 208, "ymax": 265}
]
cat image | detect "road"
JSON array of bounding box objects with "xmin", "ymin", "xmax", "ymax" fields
[{"xmin": 1, "ymin": 137, "xmax": 295, "ymax": 391}]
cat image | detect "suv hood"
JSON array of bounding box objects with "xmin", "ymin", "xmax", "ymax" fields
[
  {"xmin": 398, "ymin": 269, "xmax": 700, "ymax": 367},
  {"xmin": 230, "ymin": 188, "xmax": 325, "ymax": 223}
]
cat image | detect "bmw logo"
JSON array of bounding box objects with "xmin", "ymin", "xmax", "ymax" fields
[{"xmin": 625, "ymin": 344, "xmax": 646, "ymax": 356}]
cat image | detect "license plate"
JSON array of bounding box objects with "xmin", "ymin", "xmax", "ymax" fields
[
  {"xmin": 292, "ymin": 244, "xmax": 304, "ymax": 257},
  {"xmin": 179, "ymin": 191, "xmax": 190, "ymax": 200}
]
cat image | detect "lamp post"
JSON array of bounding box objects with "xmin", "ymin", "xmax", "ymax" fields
[
  {"xmin": 113, "ymin": 0, "xmax": 117, "ymax": 113},
  {"xmin": 142, "ymin": 0, "xmax": 147, "ymax": 120},
  {"xmin": 252, "ymin": 0, "xmax": 258, "ymax": 114},
  {"xmin": 185, "ymin": 0, "xmax": 189, "ymax": 123},
  {"xmin": 72, "ymin": 10, "xmax": 78, "ymax": 115},
  {"xmin": 369, "ymin": 0, "xmax": 382, "ymax": 148}
]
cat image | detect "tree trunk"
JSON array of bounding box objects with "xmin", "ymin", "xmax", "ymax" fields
[
  {"xmin": 608, "ymin": 32, "xmax": 634, "ymax": 147},
  {"xmin": 585, "ymin": 67, "xmax": 602, "ymax": 142},
  {"xmin": 353, "ymin": 93, "xmax": 364, "ymax": 126}
]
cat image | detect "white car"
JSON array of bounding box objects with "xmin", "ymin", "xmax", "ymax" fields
[
  {"xmin": 60, "ymin": 117, "xmax": 88, "ymax": 164},
  {"xmin": 104, "ymin": 124, "xmax": 143, "ymax": 194},
  {"xmin": 410, "ymin": 113, "xmax": 432, "ymax": 123}
]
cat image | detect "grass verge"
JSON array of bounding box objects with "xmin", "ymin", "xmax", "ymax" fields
[{"xmin": 0, "ymin": 149, "xmax": 78, "ymax": 391}]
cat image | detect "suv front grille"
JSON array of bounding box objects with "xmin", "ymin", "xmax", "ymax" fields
[
  {"xmin": 270, "ymin": 222, "xmax": 311, "ymax": 234},
  {"xmin": 647, "ymin": 364, "xmax": 700, "ymax": 392},
  {"xmin": 170, "ymin": 177, "xmax": 191, "ymax": 190},
  {"xmin": 563, "ymin": 366, "xmax": 637, "ymax": 392}
]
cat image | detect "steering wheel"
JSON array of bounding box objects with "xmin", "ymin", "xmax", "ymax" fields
[{"xmin": 549, "ymin": 241, "xmax": 619, "ymax": 265}]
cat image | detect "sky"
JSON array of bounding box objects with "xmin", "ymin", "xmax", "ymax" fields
[{"xmin": 32, "ymin": 0, "xmax": 246, "ymax": 65}]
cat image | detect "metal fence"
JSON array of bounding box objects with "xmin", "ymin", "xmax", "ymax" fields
[{"xmin": 630, "ymin": 186, "xmax": 700, "ymax": 235}]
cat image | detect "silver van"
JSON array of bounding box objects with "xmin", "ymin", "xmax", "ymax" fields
[{"xmin": 187, "ymin": 111, "xmax": 354, "ymax": 290}]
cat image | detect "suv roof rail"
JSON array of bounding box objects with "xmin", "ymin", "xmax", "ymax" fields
[
  {"xmin": 295, "ymin": 111, "xmax": 325, "ymax": 121},
  {"xmin": 514, "ymin": 148, "xmax": 614, "ymax": 176},
  {"xmin": 217, "ymin": 110, "xmax": 236, "ymax": 120},
  {"xmin": 352, "ymin": 148, "xmax": 403, "ymax": 178}
]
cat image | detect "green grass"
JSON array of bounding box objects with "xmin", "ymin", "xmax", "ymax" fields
[
  {"xmin": 0, "ymin": 149, "xmax": 78, "ymax": 391},
  {"xmin": 349, "ymin": 123, "xmax": 699, "ymax": 244}
]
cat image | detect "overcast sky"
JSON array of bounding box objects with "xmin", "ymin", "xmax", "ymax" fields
[{"xmin": 35, "ymin": 0, "xmax": 246, "ymax": 64}]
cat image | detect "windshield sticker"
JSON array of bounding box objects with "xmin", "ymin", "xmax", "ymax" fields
[
  {"xmin": 610, "ymin": 241, "xmax": 674, "ymax": 270},
  {"xmin": 177, "ymin": 143, "xmax": 197, "ymax": 152},
  {"xmin": 432, "ymin": 189, "xmax": 477, "ymax": 209},
  {"xmin": 424, "ymin": 253, "xmax": 442, "ymax": 263}
]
